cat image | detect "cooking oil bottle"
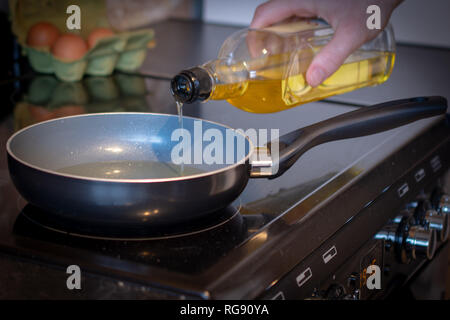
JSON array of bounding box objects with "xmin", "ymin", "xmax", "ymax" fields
[{"xmin": 170, "ymin": 19, "xmax": 395, "ymax": 113}]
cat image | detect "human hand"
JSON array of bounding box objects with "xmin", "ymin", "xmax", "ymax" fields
[{"xmin": 250, "ymin": 0, "xmax": 403, "ymax": 87}]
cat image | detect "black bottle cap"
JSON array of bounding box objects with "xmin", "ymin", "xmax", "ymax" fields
[{"xmin": 170, "ymin": 67, "xmax": 212, "ymax": 104}]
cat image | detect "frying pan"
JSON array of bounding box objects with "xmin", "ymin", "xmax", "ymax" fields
[{"xmin": 6, "ymin": 96, "xmax": 447, "ymax": 230}]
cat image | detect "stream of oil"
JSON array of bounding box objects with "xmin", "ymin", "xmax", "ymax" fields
[{"xmin": 176, "ymin": 101, "xmax": 185, "ymax": 175}]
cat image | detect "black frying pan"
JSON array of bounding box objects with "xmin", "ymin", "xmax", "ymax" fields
[{"xmin": 6, "ymin": 97, "xmax": 447, "ymax": 230}]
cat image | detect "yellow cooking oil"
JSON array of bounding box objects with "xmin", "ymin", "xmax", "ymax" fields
[{"xmin": 208, "ymin": 50, "xmax": 395, "ymax": 113}]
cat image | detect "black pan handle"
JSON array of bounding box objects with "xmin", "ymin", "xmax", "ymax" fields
[{"xmin": 266, "ymin": 96, "xmax": 447, "ymax": 179}]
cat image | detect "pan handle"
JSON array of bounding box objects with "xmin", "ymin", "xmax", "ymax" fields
[{"xmin": 252, "ymin": 96, "xmax": 448, "ymax": 179}]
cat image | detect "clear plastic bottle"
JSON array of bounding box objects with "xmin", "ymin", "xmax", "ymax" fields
[{"xmin": 171, "ymin": 19, "xmax": 396, "ymax": 113}]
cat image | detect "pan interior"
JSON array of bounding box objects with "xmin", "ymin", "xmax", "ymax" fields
[{"xmin": 8, "ymin": 113, "xmax": 251, "ymax": 180}]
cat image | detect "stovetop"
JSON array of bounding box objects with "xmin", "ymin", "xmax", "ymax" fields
[
  {"xmin": 0, "ymin": 70, "xmax": 446, "ymax": 298},
  {"xmin": 0, "ymin": 19, "xmax": 449, "ymax": 299}
]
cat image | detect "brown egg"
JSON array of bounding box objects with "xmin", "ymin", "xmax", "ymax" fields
[
  {"xmin": 53, "ymin": 105, "xmax": 86, "ymax": 117},
  {"xmin": 87, "ymin": 28, "xmax": 115, "ymax": 49},
  {"xmin": 28, "ymin": 105, "xmax": 54, "ymax": 123},
  {"xmin": 26, "ymin": 22, "xmax": 60, "ymax": 48},
  {"xmin": 51, "ymin": 33, "xmax": 88, "ymax": 61}
]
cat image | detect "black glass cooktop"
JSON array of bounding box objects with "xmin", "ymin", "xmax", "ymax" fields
[{"xmin": 0, "ymin": 69, "xmax": 446, "ymax": 299}]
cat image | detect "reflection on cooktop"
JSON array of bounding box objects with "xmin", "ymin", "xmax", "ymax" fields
[
  {"xmin": 13, "ymin": 206, "xmax": 274, "ymax": 274},
  {"xmin": 15, "ymin": 202, "xmax": 248, "ymax": 240},
  {"xmin": 12, "ymin": 73, "xmax": 180, "ymax": 131}
]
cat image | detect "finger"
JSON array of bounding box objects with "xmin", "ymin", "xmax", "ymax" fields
[
  {"xmin": 306, "ymin": 24, "xmax": 367, "ymax": 87},
  {"xmin": 250, "ymin": 0, "xmax": 316, "ymax": 29}
]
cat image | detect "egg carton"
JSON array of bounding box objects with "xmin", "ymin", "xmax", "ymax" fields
[
  {"xmin": 9, "ymin": 0, "xmax": 154, "ymax": 81},
  {"xmin": 23, "ymin": 29, "xmax": 154, "ymax": 81}
]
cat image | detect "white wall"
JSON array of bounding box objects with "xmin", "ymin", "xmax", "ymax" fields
[
  {"xmin": 203, "ymin": 0, "xmax": 265, "ymax": 26},
  {"xmin": 390, "ymin": 0, "xmax": 450, "ymax": 48},
  {"xmin": 202, "ymin": 0, "xmax": 450, "ymax": 48}
]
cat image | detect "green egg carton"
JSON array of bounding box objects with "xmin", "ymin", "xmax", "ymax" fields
[
  {"xmin": 23, "ymin": 29, "xmax": 153, "ymax": 82},
  {"xmin": 9, "ymin": 0, "xmax": 154, "ymax": 82}
]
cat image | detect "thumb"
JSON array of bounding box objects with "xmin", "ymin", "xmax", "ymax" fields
[{"xmin": 306, "ymin": 25, "xmax": 366, "ymax": 87}]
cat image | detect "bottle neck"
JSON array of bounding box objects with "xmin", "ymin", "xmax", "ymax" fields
[{"xmin": 170, "ymin": 67, "xmax": 213, "ymax": 104}]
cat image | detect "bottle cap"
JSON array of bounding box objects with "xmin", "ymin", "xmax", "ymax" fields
[{"xmin": 170, "ymin": 67, "xmax": 212, "ymax": 103}]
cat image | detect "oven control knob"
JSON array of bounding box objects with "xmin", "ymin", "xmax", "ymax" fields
[
  {"xmin": 323, "ymin": 283, "xmax": 359, "ymax": 300},
  {"xmin": 430, "ymin": 189, "xmax": 450, "ymax": 214},
  {"xmin": 376, "ymin": 216, "xmax": 436, "ymax": 263},
  {"xmin": 324, "ymin": 284, "xmax": 346, "ymax": 300},
  {"xmin": 342, "ymin": 292, "xmax": 360, "ymax": 300},
  {"xmin": 344, "ymin": 273, "xmax": 360, "ymax": 300},
  {"xmin": 437, "ymin": 194, "xmax": 450, "ymax": 215},
  {"xmin": 374, "ymin": 224, "xmax": 397, "ymax": 245},
  {"xmin": 414, "ymin": 200, "xmax": 449, "ymax": 242},
  {"xmin": 405, "ymin": 226, "xmax": 436, "ymax": 260},
  {"xmin": 424, "ymin": 209, "xmax": 449, "ymax": 241}
]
